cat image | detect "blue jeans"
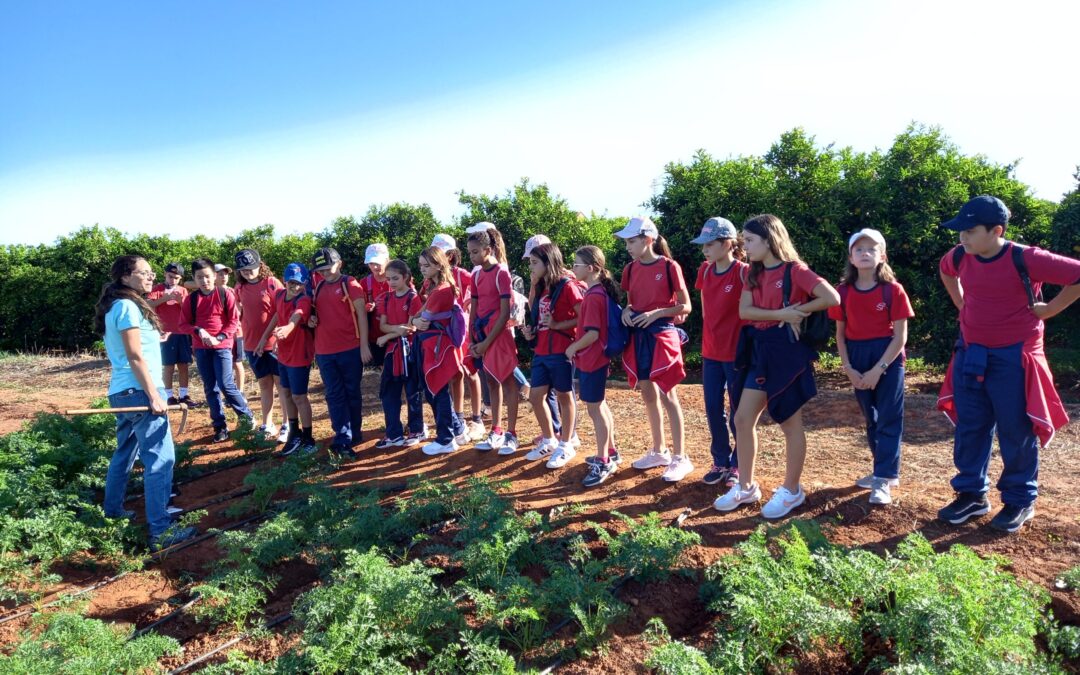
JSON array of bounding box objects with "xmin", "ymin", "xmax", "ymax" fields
[
  {"xmin": 950, "ymin": 342, "xmax": 1039, "ymax": 507},
  {"xmin": 380, "ymin": 354, "xmax": 423, "ymax": 440},
  {"xmin": 316, "ymin": 347, "xmax": 365, "ymax": 448},
  {"xmin": 104, "ymin": 388, "xmax": 175, "ymax": 538},
  {"xmin": 426, "ymin": 385, "xmax": 455, "ymax": 445},
  {"xmin": 848, "ymin": 337, "xmax": 904, "ymax": 480},
  {"xmin": 195, "ymin": 347, "xmax": 253, "ymax": 431},
  {"xmin": 704, "ymin": 358, "xmax": 740, "ymax": 468}
]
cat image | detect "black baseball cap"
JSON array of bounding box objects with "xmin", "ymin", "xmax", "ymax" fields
[
  {"xmin": 311, "ymin": 247, "xmax": 341, "ymax": 272},
  {"xmin": 164, "ymin": 262, "xmax": 184, "ymax": 276},
  {"xmin": 235, "ymin": 248, "xmax": 261, "ymax": 271},
  {"xmin": 941, "ymin": 195, "xmax": 1010, "ymax": 231}
]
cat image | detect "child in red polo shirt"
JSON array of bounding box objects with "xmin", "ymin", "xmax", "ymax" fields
[
  {"xmin": 829, "ymin": 229, "xmax": 914, "ymax": 506},
  {"xmin": 234, "ymin": 248, "xmax": 286, "ymax": 442},
  {"xmin": 362, "ymin": 243, "xmax": 392, "ymax": 367},
  {"xmin": 936, "ymin": 195, "xmax": 1080, "ymax": 532},
  {"xmin": 147, "ymin": 262, "xmax": 196, "ymax": 406},
  {"xmin": 374, "ymin": 259, "xmax": 425, "ymax": 449}
]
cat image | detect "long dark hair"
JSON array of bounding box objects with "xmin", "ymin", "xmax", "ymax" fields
[
  {"xmin": 575, "ymin": 245, "xmax": 622, "ymax": 302},
  {"xmin": 235, "ymin": 261, "xmax": 275, "ymax": 284},
  {"xmin": 744, "ymin": 214, "xmax": 802, "ymax": 289},
  {"xmin": 94, "ymin": 255, "xmax": 164, "ymax": 335},
  {"xmin": 528, "ymin": 243, "xmax": 566, "ymax": 301},
  {"xmin": 385, "ymin": 259, "xmax": 413, "ymax": 283},
  {"xmin": 467, "ymin": 228, "xmax": 507, "ymax": 265}
]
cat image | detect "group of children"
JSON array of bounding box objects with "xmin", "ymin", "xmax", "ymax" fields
[{"xmin": 152, "ymin": 195, "xmax": 1079, "ymax": 532}]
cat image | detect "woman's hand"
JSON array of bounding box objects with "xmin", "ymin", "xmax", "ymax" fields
[
  {"xmin": 361, "ymin": 345, "xmax": 373, "ymax": 364},
  {"xmin": 413, "ymin": 317, "xmax": 431, "ymax": 331},
  {"xmin": 621, "ymin": 306, "xmax": 634, "ymax": 327},
  {"xmin": 631, "ymin": 309, "xmax": 660, "ymax": 328},
  {"xmin": 376, "ymin": 334, "xmax": 390, "ymax": 347},
  {"xmin": 565, "ymin": 344, "xmax": 578, "ymax": 362},
  {"xmin": 148, "ymin": 391, "xmax": 169, "ymax": 415},
  {"xmin": 777, "ymin": 304, "xmax": 810, "ymax": 325},
  {"xmin": 844, "ymin": 365, "xmax": 864, "ymax": 390},
  {"xmin": 858, "ymin": 367, "xmax": 884, "ymax": 390}
]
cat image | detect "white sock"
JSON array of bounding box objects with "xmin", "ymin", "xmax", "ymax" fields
[{"xmin": 179, "ymin": 387, "xmax": 189, "ymax": 397}]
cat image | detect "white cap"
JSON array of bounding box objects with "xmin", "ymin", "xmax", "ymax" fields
[
  {"xmin": 465, "ymin": 221, "xmax": 497, "ymax": 234},
  {"xmin": 364, "ymin": 243, "xmax": 390, "ymax": 265},
  {"xmin": 614, "ymin": 216, "xmax": 660, "ymax": 240},
  {"xmin": 431, "ymin": 234, "xmax": 456, "ymax": 252},
  {"xmin": 522, "ymin": 234, "xmax": 552, "ymax": 259},
  {"xmin": 847, "ymin": 228, "xmax": 887, "ymax": 252}
]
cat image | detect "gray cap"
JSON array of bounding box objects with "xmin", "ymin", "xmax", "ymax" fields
[{"xmin": 690, "ymin": 217, "xmax": 737, "ymax": 244}]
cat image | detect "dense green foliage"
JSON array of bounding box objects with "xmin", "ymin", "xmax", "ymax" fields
[{"xmin": 4, "ymin": 125, "xmax": 1076, "ymax": 362}]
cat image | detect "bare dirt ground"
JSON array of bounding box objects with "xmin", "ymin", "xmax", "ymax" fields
[{"xmin": 1, "ymin": 352, "xmax": 1078, "ymax": 671}]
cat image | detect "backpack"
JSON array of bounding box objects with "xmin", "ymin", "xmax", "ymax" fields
[
  {"xmin": 276, "ymin": 289, "xmax": 314, "ymax": 338},
  {"xmin": 837, "ymin": 282, "xmax": 893, "ymax": 320},
  {"xmin": 951, "ymin": 243, "xmax": 1042, "ymax": 308},
  {"xmin": 422, "ymin": 303, "xmax": 467, "ymax": 348},
  {"xmin": 473, "ymin": 266, "xmax": 527, "ymax": 326},
  {"xmin": 189, "ymin": 287, "xmax": 233, "ymax": 330},
  {"xmin": 604, "ymin": 292, "xmax": 630, "ymax": 359},
  {"xmin": 313, "ymin": 274, "xmax": 361, "ymax": 338},
  {"xmin": 782, "ymin": 263, "xmax": 831, "ymax": 351},
  {"xmin": 623, "ymin": 257, "xmax": 686, "ymax": 325}
]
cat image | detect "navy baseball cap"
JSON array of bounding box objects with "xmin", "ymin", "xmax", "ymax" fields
[
  {"xmin": 311, "ymin": 247, "xmax": 341, "ymax": 272},
  {"xmin": 164, "ymin": 262, "xmax": 184, "ymax": 276},
  {"xmin": 283, "ymin": 262, "xmax": 309, "ymax": 284},
  {"xmin": 941, "ymin": 195, "xmax": 1010, "ymax": 231},
  {"xmin": 690, "ymin": 217, "xmax": 737, "ymax": 244},
  {"xmin": 235, "ymin": 248, "xmax": 261, "ymax": 271}
]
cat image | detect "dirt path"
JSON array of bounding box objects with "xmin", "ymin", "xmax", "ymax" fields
[{"xmin": 1, "ymin": 353, "xmax": 1078, "ymax": 670}]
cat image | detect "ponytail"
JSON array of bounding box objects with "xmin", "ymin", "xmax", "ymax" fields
[
  {"xmin": 466, "ymin": 229, "xmax": 506, "ymax": 265},
  {"xmin": 652, "ymin": 234, "xmax": 672, "ymax": 259},
  {"xmin": 574, "ymin": 245, "xmax": 623, "ymax": 303}
]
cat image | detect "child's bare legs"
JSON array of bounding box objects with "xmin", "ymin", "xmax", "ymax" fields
[
  {"xmin": 587, "ymin": 401, "xmax": 613, "ymax": 458},
  {"xmin": 778, "ymin": 409, "xmax": 807, "ymax": 492},
  {"xmin": 293, "ymin": 393, "xmax": 313, "ymax": 430},
  {"xmin": 530, "ymin": 384, "xmax": 555, "ymax": 438},
  {"xmin": 658, "ymin": 385, "xmax": 685, "ymax": 458},
  {"xmin": 282, "ymin": 390, "xmax": 298, "ymax": 420},
  {"xmin": 467, "ymin": 371, "xmax": 482, "ymax": 418},
  {"xmin": 556, "ymin": 391, "xmax": 576, "ymax": 444},
  {"xmin": 640, "ymin": 381, "xmax": 667, "ymax": 451},
  {"xmin": 177, "ymin": 362, "xmax": 190, "ymax": 390},
  {"xmin": 163, "ymin": 364, "xmax": 176, "ymax": 395},
  {"xmin": 601, "ymin": 401, "xmax": 616, "ymax": 454},
  {"xmin": 734, "ymin": 389, "xmax": 768, "ymax": 488},
  {"xmin": 486, "ymin": 372, "xmax": 504, "ymax": 429},
  {"xmin": 256, "ymin": 375, "xmax": 276, "ymax": 428},
  {"xmin": 502, "ymin": 377, "xmax": 520, "ymax": 431},
  {"xmin": 451, "ymin": 373, "xmax": 465, "ymax": 415}
]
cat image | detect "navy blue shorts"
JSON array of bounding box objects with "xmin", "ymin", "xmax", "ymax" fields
[
  {"xmin": 232, "ymin": 336, "xmax": 245, "ymax": 361},
  {"xmin": 160, "ymin": 332, "xmax": 193, "ymax": 366},
  {"xmin": 245, "ymin": 350, "xmax": 279, "ymax": 379},
  {"xmin": 578, "ymin": 365, "xmax": 608, "ymax": 403},
  {"xmin": 530, "ymin": 354, "xmax": 573, "ymax": 393},
  {"xmin": 742, "ymin": 366, "xmax": 766, "ymax": 391},
  {"xmin": 278, "ymin": 362, "xmax": 311, "ymax": 396}
]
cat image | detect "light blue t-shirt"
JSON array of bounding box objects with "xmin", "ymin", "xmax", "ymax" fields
[{"xmin": 105, "ymin": 298, "xmax": 166, "ymax": 395}]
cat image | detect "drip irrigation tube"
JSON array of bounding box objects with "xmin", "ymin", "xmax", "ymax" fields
[
  {"xmin": 0, "ymin": 571, "xmax": 130, "ymax": 625},
  {"xmin": 167, "ymin": 611, "xmax": 294, "ymax": 674}
]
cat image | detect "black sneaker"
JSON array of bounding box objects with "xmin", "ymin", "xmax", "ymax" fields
[
  {"xmin": 937, "ymin": 492, "xmax": 991, "ymax": 524},
  {"xmin": 150, "ymin": 526, "xmax": 198, "ymax": 552},
  {"xmin": 989, "ymin": 504, "xmax": 1035, "ymax": 533},
  {"xmin": 702, "ymin": 465, "xmax": 732, "ymax": 486},
  {"xmin": 277, "ymin": 436, "xmax": 302, "ymax": 457},
  {"xmin": 330, "ymin": 444, "xmax": 358, "ymax": 460},
  {"xmin": 212, "ymin": 428, "xmax": 230, "ymax": 443},
  {"xmin": 105, "ymin": 509, "xmax": 136, "ymax": 520},
  {"xmin": 167, "ymin": 396, "xmax": 180, "ymax": 406},
  {"xmin": 583, "ymin": 459, "xmax": 617, "ymax": 487},
  {"xmin": 178, "ymin": 395, "xmax": 200, "ymax": 408}
]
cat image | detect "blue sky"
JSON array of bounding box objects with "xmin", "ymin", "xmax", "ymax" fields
[{"xmin": 1, "ymin": 0, "xmax": 1077, "ymax": 245}]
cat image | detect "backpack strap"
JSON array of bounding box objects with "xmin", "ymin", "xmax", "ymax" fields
[
  {"xmin": 837, "ymin": 282, "xmax": 849, "ymax": 321},
  {"xmin": 1010, "ymin": 243, "xmax": 1039, "ymax": 308},
  {"xmin": 665, "ymin": 258, "xmax": 674, "ymax": 298},
  {"xmin": 781, "ymin": 262, "xmax": 793, "ymax": 307},
  {"xmin": 882, "ymin": 282, "xmax": 893, "ymax": 314},
  {"xmin": 189, "ymin": 291, "xmax": 199, "ymax": 326}
]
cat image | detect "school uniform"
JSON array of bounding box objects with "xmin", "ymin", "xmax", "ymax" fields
[
  {"xmin": 937, "ymin": 243, "xmax": 1079, "ymax": 507},
  {"xmin": 696, "ymin": 260, "xmax": 749, "ymax": 469},
  {"xmin": 531, "ymin": 276, "xmax": 584, "ymax": 393},
  {"xmin": 179, "ymin": 287, "xmax": 253, "ymax": 432},
  {"xmin": 737, "ymin": 262, "xmax": 824, "ymax": 423},
  {"xmin": 312, "ymin": 274, "xmax": 367, "ymax": 449},
  {"xmin": 236, "ymin": 277, "xmax": 284, "ymax": 379},
  {"xmin": 468, "ymin": 264, "xmax": 518, "ymax": 382},
  {"xmin": 414, "ymin": 283, "xmax": 465, "ymax": 444},
  {"xmin": 573, "ymin": 285, "xmax": 612, "ymax": 403},
  {"xmin": 362, "ymin": 275, "xmax": 391, "ymax": 366},
  {"xmin": 828, "ymin": 281, "xmax": 914, "ymax": 480},
  {"xmin": 148, "ymin": 283, "xmax": 192, "ymax": 366},
  {"xmin": 377, "ymin": 288, "xmax": 424, "ymax": 440},
  {"xmin": 273, "ymin": 290, "xmax": 314, "ymax": 395},
  {"xmin": 619, "ymin": 256, "xmax": 687, "ymax": 393}
]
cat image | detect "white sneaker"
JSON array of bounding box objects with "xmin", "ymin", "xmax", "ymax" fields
[
  {"xmin": 468, "ymin": 420, "xmax": 486, "ymax": 442},
  {"xmin": 868, "ymin": 478, "xmax": 893, "ymax": 505},
  {"xmin": 855, "ymin": 473, "xmax": 899, "ymax": 489},
  {"xmin": 761, "ymin": 485, "xmax": 806, "ymax": 519},
  {"xmin": 277, "ymin": 425, "xmax": 289, "ymax": 444},
  {"xmin": 475, "ymin": 431, "xmax": 505, "ymax": 451},
  {"xmin": 632, "ymin": 448, "xmax": 672, "ymax": 470},
  {"xmin": 526, "ymin": 437, "xmax": 558, "ymax": 461},
  {"xmin": 497, "ymin": 432, "xmax": 519, "ymax": 456},
  {"xmin": 455, "ymin": 431, "xmax": 471, "ymax": 446},
  {"xmin": 422, "ymin": 439, "xmax": 459, "ymax": 456},
  {"xmin": 569, "ymin": 434, "xmax": 581, "ymax": 448},
  {"xmin": 713, "ymin": 482, "xmax": 762, "ymax": 511},
  {"xmin": 546, "ymin": 444, "xmax": 576, "ymax": 469},
  {"xmin": 661, "ymin": 455, "xmax": 694, "ymax": 482}
]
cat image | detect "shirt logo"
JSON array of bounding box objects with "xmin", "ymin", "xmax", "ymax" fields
[
  {"xmin": 655, "ymin": 273, "xmax": 663, "ymax": 282},
  {"xmin": 876, "ymin": 302, "xmax": 887, "ymax": 311},
  {"xmin": 724, "ymin": 284, "xmax": 734, "ymax": 293},
  {"xmin": 775, "ymin": 280, "xmax": 783, "ymax": 289}
]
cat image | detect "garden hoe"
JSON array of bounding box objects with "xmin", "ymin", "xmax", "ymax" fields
[{"xmin": 65, "ymin": 403, "xmax": 189, "ymax": 434}]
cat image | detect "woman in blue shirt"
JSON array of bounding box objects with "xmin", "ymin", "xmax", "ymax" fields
[{"xmin": 94, "ymin": 255, "xmax": 197, "ymax": 551}]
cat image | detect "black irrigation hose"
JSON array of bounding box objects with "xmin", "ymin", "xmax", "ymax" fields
[
  {"xmin": 174, "ymin": 487, "xmax": 256, "ymax": 516},
  {"xmin": 129, "ymin": 594, "xmax": 202, "ymax": 639},
  {"xmin": 0, "ymin": 571, "xmax": 131, "ymax": 625},
  {"xmin": 167, "ymin": 611, "xmax": 295, "ymax": 674},
  {"xmin": 124, "ymin": 454, "xmax": 269, "ymax": 504},
  {"xmin": 536, "ymin": 507, "xmax": 693, "ymax": 674},
  {"xmin": 147, "ymin": 512, "xmax": 272, "ymax": 562}
]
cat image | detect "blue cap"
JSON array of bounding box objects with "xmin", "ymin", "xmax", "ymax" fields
[
  {"xmin": 690, "ymin": 217, "xmax": 737, "ymax": 244},
  {"xmin": 283, "ymin": 263, "xmax": 309, "ymax": 284},
  {"xmin": 941, "ymin": 195, "xmax": 1010, "ymax": 231}
]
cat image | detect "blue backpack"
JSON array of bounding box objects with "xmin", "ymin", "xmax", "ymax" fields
[
  {"xmin": 604, "ymin": 293, "xmax": 630, "ymax": 359},
  {"xmin": 422, "ymin": 303, "xmax": 467, "ymax": 348}
]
